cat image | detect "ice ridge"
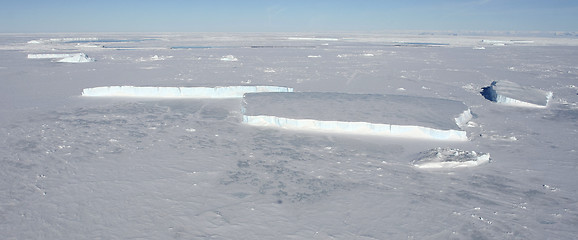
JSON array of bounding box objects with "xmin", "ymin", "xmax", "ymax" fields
[{"xmin": 81, "ymin": 86, "xmax": 293, "ymax": 98}]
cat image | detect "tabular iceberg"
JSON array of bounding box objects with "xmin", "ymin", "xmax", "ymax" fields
[
  {"xmin": 28, "ymin": 53, "xmax": 94, "ymax": 63},
  {"xmin": 28, "ymin": 53, "xmax": 78, "ymax": 59},
  {"xmin": 81, "ymin": 86, "xmax": 293, "ymax": 98},
  {"xmin": 242, "ymin": 92, "xmax": 472, "ymax": 141},
  {"xmin": 481, "ymin": 80, "xmax": 552, "ymax": 108}
]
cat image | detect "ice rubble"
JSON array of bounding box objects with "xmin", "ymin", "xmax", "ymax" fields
[
  {"xmin": 27, "ymin": 53, "xmax": 94, "ymax": 63},
  {"xmin": 81, "ymin": 86, "xmax": 293, "ymax": 98},
  {"xmin": 481, "ymin": 80, "xmax": 553, "ymax": 108},
  {"xmin": 412, "ymin": 147, "xmax": 491, "ymax": 169},
  {"xmin": 242, "ymin": 92, "xmax": 472, "ymax": 141}
]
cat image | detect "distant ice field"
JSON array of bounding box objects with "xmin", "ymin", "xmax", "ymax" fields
[{"xmin": 1, "ymin": 32, "xmax": 577, "ymax": 239}]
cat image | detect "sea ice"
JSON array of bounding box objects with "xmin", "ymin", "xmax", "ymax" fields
[
  {"xmin": 412, "ymin": 147, "xmax": 491, "ymax": 168},
  {"xmin": 481, "ymin": 80, "xmax": 553, "ymax": 108},
  {"xmin": 81, "ymin": 86, "xmax": 293, "ymax": 98},
  {"xmin": 242, "ymin": 92, "xmax": 472, "ymax": 141}
]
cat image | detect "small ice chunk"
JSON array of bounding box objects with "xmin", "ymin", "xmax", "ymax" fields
[
  {"xmin": 220, "ymin": 55, "xmax": 238, "ymax": 61},
  {"xmin": 413, "ymin": 147, "xmax": 491, "ymax": 169}
]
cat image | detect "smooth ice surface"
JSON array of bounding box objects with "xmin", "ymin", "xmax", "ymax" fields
[
  {"xmin": 481, "ymin": 80, "xmax": 553, "ymax": 108},
  {"xmin": 242, "ymin": 92, "xmax": 471, "ymax": 140},
  {"xmin": 412, "ymin": 147, "xmax": 491, "ymax": 168},
  {"xmin": 82, "ymin": 85, "xmax": 293, "ymax": 98}
]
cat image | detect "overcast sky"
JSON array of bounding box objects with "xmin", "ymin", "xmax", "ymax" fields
[{"xmin": 1, "ymin": 0, "xmax": 577, "ymax": 33}]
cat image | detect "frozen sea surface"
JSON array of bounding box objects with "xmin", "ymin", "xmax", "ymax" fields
[{"xmin": 1, "ymin": 32, "xmax": 577, "ymax": 239}]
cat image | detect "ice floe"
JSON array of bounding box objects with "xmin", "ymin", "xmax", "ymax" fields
[
  {"xmin": 81, "ymin": 86, "xmax": 293, "ymax": 98},
  {"xmin": 481, "ymin": 80, "xmax": 553, "ymax": 108},
  {"xmin": 412, "ymin": 147, "xmax": 491, "ymax": 169},
  {"xmin": 242, "ymin": 92, "xmax": 472, "ymax": 141}
]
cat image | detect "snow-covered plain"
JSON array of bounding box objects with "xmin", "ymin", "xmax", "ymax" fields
[{"xmin": 1, "ymin": 32, "xmax": 577, "ymax": 239}]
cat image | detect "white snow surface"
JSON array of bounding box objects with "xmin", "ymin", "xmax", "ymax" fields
[
  {"xmin": 242, "ymin": 92, "xmax": 472, "ymax": 140},
  {"xmin": 82, "ymin": 85, "xmax": 293, "ymax": 98},
  {"xmin": 412, "ymin": 147, "xmax": 491, "ymax": 168},
  {"xmin": 1, "ymin": 32, "xmax": 578, "ymax": 240},
  {"xmin": 482, "ymin": 80, "xmax": 553, "ymax": 108}
]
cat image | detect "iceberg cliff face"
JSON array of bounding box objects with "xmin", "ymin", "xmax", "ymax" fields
[
  {"xmin": 242, "ymin": 92, "xmax": 472, "ymax": 141},
  {"xmin": 481, "ymin": 80, "xmax": 552, "ymax": 108},
  {"xmin": 243, "ymin": 115, "xmax": 469, "ymax": 141},
  {"xmin": 82, "ymin": 86, "xmax": 293, "ymax": 98}
]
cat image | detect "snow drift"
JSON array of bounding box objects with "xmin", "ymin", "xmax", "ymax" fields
[
  {"xmin": 27, "ymin": 53, "xmax": 94, "ymax": 63},
  {"xmin": 242, "ymin": 92, "xmax": 472, "ymax": 141},
  {"xmin": 81, "ymin": 86, "xmax": 293, "ymax": 98},
  {"xmin": 412, "ymin": 147, "xmax": 491, "ymax": 169},
  {"xmin": 481, "ymin": 80, "xmax": 552, "ymax": 108}
]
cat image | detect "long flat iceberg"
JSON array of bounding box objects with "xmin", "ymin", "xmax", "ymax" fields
[
  {"xmin": 28, "ymin": 53, "xmax": 94, "ymax": 63},
  {"xmin": 481, "ymin": 80, "xmax": 552, "ymax": 108},
  {"xmin": 28, "ymin": 53, "xmax": 78, "ymax": 59},
  {"xmin": 242, "ymin": 92, "xmax": 472, "ymax": 141},
  {"xmin": 81, "ymin": 86, "xmax": 293, "ymax": 98}
]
